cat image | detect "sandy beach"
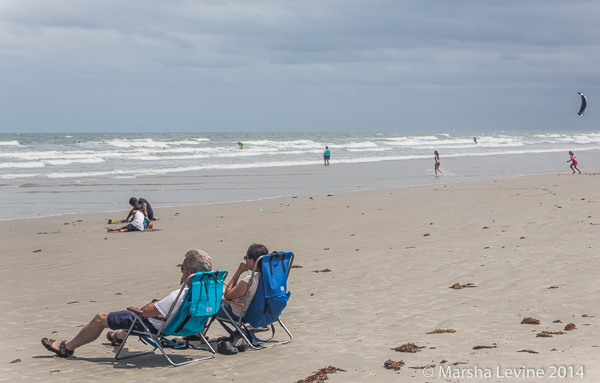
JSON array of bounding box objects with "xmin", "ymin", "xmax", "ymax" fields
[{"xmin": 1, "ymin": 172, "xmax": 599, "ymax": 382}]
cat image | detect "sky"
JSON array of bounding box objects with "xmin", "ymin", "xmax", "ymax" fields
[{"xmin": 1, "ymin": 0, "xmax": 599, "ymax": 133}]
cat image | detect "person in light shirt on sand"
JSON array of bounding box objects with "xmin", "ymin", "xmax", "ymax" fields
[
  {"xmin": 108, "ymin": 204, "xmax": 145, "ymax": 232},
  {"xmin": 41, "ymin": 250, "xmax": 212, "ymax": 358}
]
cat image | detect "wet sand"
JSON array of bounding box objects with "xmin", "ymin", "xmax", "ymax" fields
[{"xmin": 1, "ymin": 173, "xmax": 599, "ymax": 382}]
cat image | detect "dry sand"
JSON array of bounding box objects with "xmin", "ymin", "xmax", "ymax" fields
[{"xmin": 1, "ymin": 173, "xmax": 599, "ymax": 382}]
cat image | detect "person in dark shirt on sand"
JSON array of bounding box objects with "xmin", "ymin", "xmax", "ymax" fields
[{"xmin": 126, "ymin": 197, "xmax": 158, "ymax": 224}]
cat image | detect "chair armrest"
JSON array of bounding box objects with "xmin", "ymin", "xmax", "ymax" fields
[
  {"xmin": 127, "ymin": 307, "xmax": 166, "ymax": 322},
  {"xmin": 127, "ymin": 307, "xmax": 144, "ymax": 315},
  {"xmin": 222, "ymin": 299, "xmax": 245, "ymax": 307}
]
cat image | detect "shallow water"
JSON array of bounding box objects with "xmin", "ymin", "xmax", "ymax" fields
[{"xmin": 0, "ymin": 131, "xmax": 597, "ymax": 220}]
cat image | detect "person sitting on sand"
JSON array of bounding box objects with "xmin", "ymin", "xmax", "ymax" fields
[
  {"xmin": 214, "ymin": 243, "xmax": 269, "ymax": 354},
  {"xmin": 41, "ymin": 250, "xmax": 212, "ymax": 358},
  {"xmin": 568, "ymin": 151, "xmax": 581, "ymax": 174},
  {"xmin": 108, "ymin": 204, "xmax": 145, "ymax": 232},
  {"xmin": 126, "ymin": 197, "xmax": 158, "ymax": 224}
]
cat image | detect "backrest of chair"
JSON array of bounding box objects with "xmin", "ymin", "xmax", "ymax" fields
[
  {"xmin": 242, "ymin": 252, "xmax": 294, "ymax": 327},
  {"xmin": 162, "ymin": 270, "xmax": 227, "ymax": 336}
]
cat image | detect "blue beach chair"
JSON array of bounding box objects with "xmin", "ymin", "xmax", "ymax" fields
[
  {"xmin": 218, "ymin": 252, "xmax": 294, "ymax": 350},
  {"xmin": 115, "ymin": 270, "xmax": 227, "ymax": 366}
]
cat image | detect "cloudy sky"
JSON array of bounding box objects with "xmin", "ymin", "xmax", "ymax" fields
[{"xmin": 1, "ymin": 0, "xmax": 599, "ymax": 133}]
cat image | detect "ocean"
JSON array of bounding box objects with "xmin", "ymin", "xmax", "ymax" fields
[{"xmin": 1, "ymin": 131, "xmax": 599, "ymax": 220}]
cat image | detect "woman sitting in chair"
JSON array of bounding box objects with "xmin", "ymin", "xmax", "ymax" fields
[{"xmin": 216, "ymin": 243, "xmax": 268, "ymax": 353}]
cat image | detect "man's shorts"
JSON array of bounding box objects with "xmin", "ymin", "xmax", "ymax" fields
[
  {"xmin": 107, "ymin": 310, "xmax": 158, "ymax": 334},
  {"xmin": 324, "ymin": 155, "xmax": 330, "ymax": 160},
  {"xmin": 126, "ymin": 224, "xmax": 141, "ymax": 231}
]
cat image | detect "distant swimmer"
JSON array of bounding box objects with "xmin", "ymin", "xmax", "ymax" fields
[
  {"xmin": 473, "ymin": 137, "xmax": 478, "ymax": 144},
  {"xmin": 434, "ymin": 150, "xmax": 444, "ymax": 176},
  {"xmin": 323, "ymin": 146, "xmax": 330, "ymax": 166},
  {"xmin": 567, "ymin": 151, "xmax": 581, "ymax": 174},
  {"xmin": 237, "ymin": 141, "xmax": 244, "ymax": 149}
]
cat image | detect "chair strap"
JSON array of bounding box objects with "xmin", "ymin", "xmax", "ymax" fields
[{"xmin": 269, "ymin": 252, "xmax": 287, "ymax": 275}]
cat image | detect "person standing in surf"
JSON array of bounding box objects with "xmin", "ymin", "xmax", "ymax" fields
[
  {"xmin": 323, "ymin": 146, "xmax": 330, "ymax": 166},
  {"xmin": 434, "ymin": 150, "xmax": 444, "ymax": 176},
  {"xmin": 568, "ymin": 151, "xmax": 581, "ymax": 174}
]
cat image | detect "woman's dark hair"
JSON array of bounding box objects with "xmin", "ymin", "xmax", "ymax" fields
[
  {"xmin": 434, "ymin": 150, "xmax": 439, "ymax": 157},
  {"xmin": 246, "ymin": 243, "xmax": 268, "ymax": 270}
]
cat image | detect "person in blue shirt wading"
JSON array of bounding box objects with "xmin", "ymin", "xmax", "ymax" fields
[{"xmin": 323, "ymin": 146, "xmax": 330, "ymax": 166}]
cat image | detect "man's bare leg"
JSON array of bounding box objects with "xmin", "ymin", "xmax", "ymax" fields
[{"xmin": 48, "ymin": 312, "xmax": 116, "ymax": 352}]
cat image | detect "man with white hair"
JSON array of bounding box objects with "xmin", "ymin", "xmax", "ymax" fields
[{"xmin": 41, "ymin": 249, "xmax": 212, "ymax": 358}]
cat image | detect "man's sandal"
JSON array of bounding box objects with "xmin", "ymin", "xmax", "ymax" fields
[
  {"xmin": 106, "ymin": 331, "xmax": 124, "ymax": 347},
  {"xmin": 41, "ymin": 338, "xmax": 74, "ymax": 358}
]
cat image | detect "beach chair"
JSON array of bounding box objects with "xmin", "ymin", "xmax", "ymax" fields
[
  {"xmin": 115, "ymin": 270, "xmax": 227, "ymax": 366},
  {"xmin": 218, "ymin": 251, "xmax": 294, "ymax": 350}
]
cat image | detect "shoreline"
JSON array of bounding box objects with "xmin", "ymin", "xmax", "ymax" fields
[
  {"xmin": 0, "ymin": 167, "xmax": 592, "ymax": 223},
  {"xmin": 0, "ymin": 170, "xmax": 568, "ymax": 222},
  {"xmin": 2, "ymin": 173, "xmax": 599, "ymax": 381},
  {"xmin": 3, "ymin": 147, "xmax": 600, "ymax": 221}
]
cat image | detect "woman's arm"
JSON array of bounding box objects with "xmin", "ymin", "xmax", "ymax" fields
[
  {"xmin": 224, "ymin": 262, "xmax": 251, "ymax": 300},
  {"xmin": 224, "ymin": 280, "xmax": 249, "ymax": 300}
]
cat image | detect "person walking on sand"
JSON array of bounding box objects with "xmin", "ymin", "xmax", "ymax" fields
[
  {"xmin": 323, "ymin": 146, "xmax": 330, "ymax": 166},
  {"xmin": 568, "ymin": 151, "xmax": 581, "ymax": 174},
  {"xmin": 434, "ymin": 150, "xmax": 444, "ymax": 176}
]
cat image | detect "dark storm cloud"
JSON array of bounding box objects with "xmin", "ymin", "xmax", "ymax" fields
[{"xmin": 1, "ymin": 0, "xmax": 599, "ymax": 131}]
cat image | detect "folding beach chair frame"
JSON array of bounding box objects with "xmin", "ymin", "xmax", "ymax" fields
[
  {"xmin": 115, "ymin": 270, "xmax": 227, "ymax": 366},
  {"xmin": 219, "ymin": 252, "xmax": 294, "ymax": 350}
]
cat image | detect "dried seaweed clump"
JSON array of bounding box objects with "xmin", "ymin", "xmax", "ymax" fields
[
  {"xmin": 518, "ymin": 349, "xmax": 539, "ymax": 354},
  {"xmin": 536, "ymin": 331, "xmax": 565, "ymax": 337},
  {"xmin": 553, "ymin": 320, "xmax": 563, "ymax": 323},
  {"xmin": 426, "ymin": 329, "xmax": 456, "ymax": 334},
  {"xmin": 449, "ymin": 282, "xmax": 477, "ymax": 289},
  {"xmin": 410, "ymin": 365, "xmax": 436, "ymax": 370},
  {"xmin": 564, "ymin": 323, "xmax": 577, "ymax": 331},
  {"xmin": 291, "ymin": 265, "xmax": 303, "ymax": 268},
  {"xmin": 10, "ymin": 358, "xmax": 21, "ymax": 363},
  {"xmin": 391, "ymin": 343, "xmax": 424, "ymax": 353},
  {"xmin": 548, "ymin": 285, "xmax": 559, "ymax": 289},
  {"xmin": 383, "ymin": 359, "xmax": 405, "ymax": 371},
  {"xmin": 473, "ymin": 345, "xmax": 497, "ymax": 350},
  {"xmin": 295, "ymin": 366, "xmax": 345, "ymax": 383},
  {"xmin": 521, "ymin": 317, "xmax": 540, "ymax": 325},
  {"xmin": 313, "ymin": 269, "xmax": 332, "ymax": 273}
]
